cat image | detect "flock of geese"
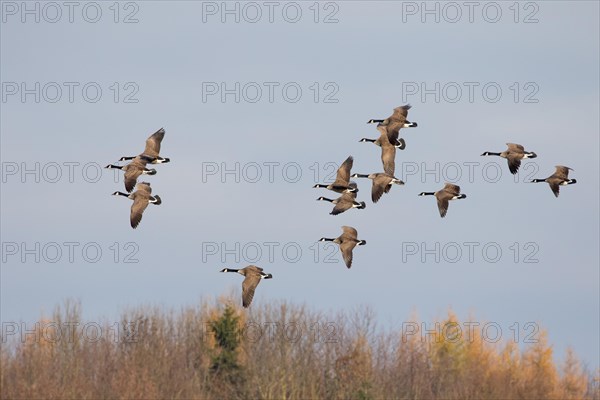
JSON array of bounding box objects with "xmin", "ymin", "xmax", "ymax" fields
[
  {"xmin": 223, "ymin": 106, "xmax": 421, "ymax": 307},
  {"xmin": 106, "ymin": 108, "xmax": 578, "ymax": 308},
  {"xmin": 313, "ymin": 105, "xmax": 418, "ymax": 274},
  {"xmin": 105, "ymin": 128, "xmax": 170, "ymax": 229},
  {"xmin": 482, "ymin": 144, "xmax": 577, "ymax": 197}
]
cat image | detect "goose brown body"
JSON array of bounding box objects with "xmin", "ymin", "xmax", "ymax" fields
[
  {"xmin": 220, "ymin": 265, "xmax": 273, "ymax": 308},
  {"xmin": 531, "ymin": 165, "xmax": 577, "ymax": 197},
  {"xmin": 313, "ymin": 156, "xmax": 358, "ymax": 193},
  {"xmin": 351, "ymin": 173, "xmax": 404, "ymax": 203},
  {"xmin": 112, "ymin": 182, "xmax": 162, "ymax": 229},
  {"xmin": 120, "ymin": 128, "xmax": 170, "ymax": 164},
  {"xmin": 481, "ymin": 143, "xmax": 537, "ymax": 174},
  {"xmin": 419, "ymin": 183, "xmax": 467, "ymax": 218},
  {"xmin": 319, "ymin": 226, "xmax": 366, "ymax": 268},
  {"xmin": 105, "ymin": 156, "xmax": 156, "ymax": 192}
]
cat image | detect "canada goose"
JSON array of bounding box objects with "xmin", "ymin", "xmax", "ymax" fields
[
  {"xmin": 531, "ymin": 165, "xmax": 577, "ymax": 197},
  {"xmin": 220, "ymin": 265, "xmax": 273, "ymax": 308},
  {"xmin": 481, "ymin": 143, "xmax": 537, "ymax": 174},
  {"xmin": 359, "ymin": 125, "xmax": 406, "ymax": 150},
  {"xmin": 317, "ymin": 183, "xmax": 366, "ymax": 215},
  {"xmin": 351, "ymin": 173, "xmax": 404, "ymax": 203},
  {"xmin": 112, "ymin": 182, "xmax": 162, "ymax": 229},
  {"xmin": 418, "ymin": 183, "xmax": 467, "ymax": 218},
  {"xmin": 319, "ymin": 226, "xmax": 366, "ymax": 269},
  {"xmin": 363, "ymin": 105, "xmax": 416, "ymax": 150},
  {"xmin": 367, "ymin": 104, "xmax": 418, "ymax": 128},
  {"xmin": 313, "ymin": 156, "xmax": 358, "ymax": 193},
  {"xmin": 359, "ymin": 136, "xmax": 406, "ymax": 150},
  {"xmin": 119, "ymin": 128, "xmax": 170, "ymax": 164},
  {"xmin": 105, "ymin": 156, "xmax": 157, "ymax": 192},
  {"xmin": 359, "ymin": 125, "xmax": 398, "ymax": 176}
]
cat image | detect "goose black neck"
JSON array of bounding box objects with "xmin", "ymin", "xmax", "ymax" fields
[
  {"xmin": 320, "ymin": 238, "xmax": 335, "ymax": 242},
  {"xmin": 353, "ymin": 174, "xmax": 370, "ymax": 178},
  {"xmin": 318, "ymin": 197, "xmax": 335, "ymax": 202},
  {"xmin": 106, "ymin": 164, "xmax": 123, "ymax": 170},
  {"xmin": 483, "ymin": 152, "xmax": 501, "ymax": 156},
  {"xmin": 361, "ymin": 138, "xmax": 376, "ymax": 143},
  {"xmin": 368, "ymin": 119, "xmax": 385, "ymax": 124},
  {"xmin": 314, "ymin": 184, "xmax": 328, "ymax": 188},
  {"xmin": 531, "ymin": 179, "xmax": 545, "ymax": 183},
  {"xmin": 223, "ymin": 268, "xmax": 240, "ymax": 273},
  {"xmin": 422, "ymin": 192, "xmax": 436, "ymax": 196},
  {"xmin": 114, "ymin": 191, "xmax": 129, "ymax": 197}
]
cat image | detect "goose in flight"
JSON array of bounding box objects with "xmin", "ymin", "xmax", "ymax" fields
[
  {"xmin": 351, "ymin": 172, "xmax": 404, "ymax": 203},
  {"xmin": 481, "ymin": 143, "xmax": 537, "ymax": 175},
  {"xmin": 112, "ymin": 182, "xmax": 162, "ymax": 229},
  {"xmin": 531, "ymin": 165, "xmax": 577, "ymax": 197},
  {"xmin": 317, "ymin": 183, "xmax": 366, "ymax": 215},
  {"xmin": 418, "ymin": 183, "xmax": 467, "ymax": 218},
  {"xmin": 364, "ymin": 104, "xmax": 417, "ymax": 150},
  {"xmin": 119, "ymin": 128, "xmax": 170, "ymax": 164},
  {"xmin": 319, "ymin": 226, "xmax": 366, "ymax": 269},
  {"xmin": 220, "ymin": 265, "xmax": 273, "ymax": 308},
  {"xmin": 106, "ymin": 156, "xmax": 156, "ymax": 192},
  {"xmin": 313, "ymin": 156, "xmax": 358, "ymax": 194}
]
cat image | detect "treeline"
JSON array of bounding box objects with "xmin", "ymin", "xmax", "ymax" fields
[{"xmin": 1, "ymin": 298, "xmax": 598, "ymax": 399}]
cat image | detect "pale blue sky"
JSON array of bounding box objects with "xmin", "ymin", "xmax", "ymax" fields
[{"xmin": 1, "ymin": 1, "xmax": 598, "ymax": 368}]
